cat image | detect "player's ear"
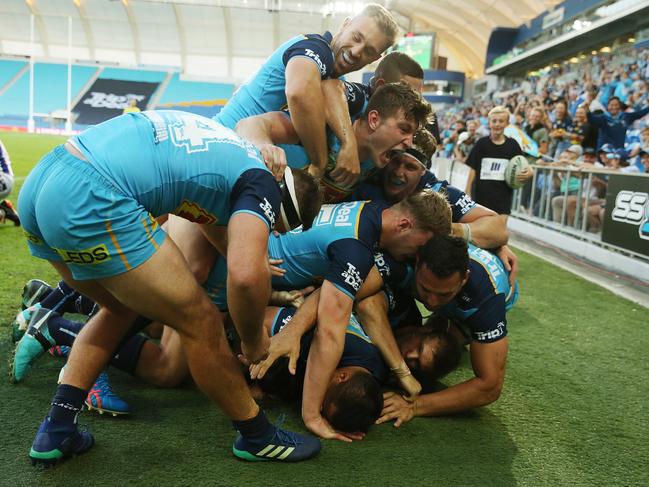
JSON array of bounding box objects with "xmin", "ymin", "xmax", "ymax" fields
[
  {"xmin": 367, "ymin": 110, "xmax": 381, "ymax": 130},
  {"xmin": 332, "ymin": 370, "xmax": 348, "ymax": 383}
]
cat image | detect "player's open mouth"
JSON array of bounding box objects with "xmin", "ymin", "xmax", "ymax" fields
[{"xmin": 341, "ymin": 51, "xmax": 354, "ymax": 66}]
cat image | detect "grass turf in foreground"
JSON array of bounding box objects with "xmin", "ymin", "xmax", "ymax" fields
[{"xmin": 0, "ymin": 131, "xmax": 647, "ymax": 486}]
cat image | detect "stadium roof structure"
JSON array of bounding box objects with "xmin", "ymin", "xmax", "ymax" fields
[{"xmin": 0, "ymin": 0, "xmax": 562, "ymax": 79}]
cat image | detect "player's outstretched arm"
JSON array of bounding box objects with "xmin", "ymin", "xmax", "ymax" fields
[
  {"xmin": 301, "ymin": 280, "xmax": 357, "ymax": 442},
  {"xmin": 285, "ymin": 57, "xmax": 328, "ymax": 177},
  {"xmin": 322, "ymin": 79, "xmax": 360, "ymax": 187},
  {"xmin": 249, "ymin": 288, "xmax": 322, "ymax": 379},
  {"xmin": 455, "ymin": 206, "xmax": 509, "ymax": 249},
  {"xmin": 378, "ymin": 338, "xmax": 508, "ymax": 426},
  {"xmin": 355, "ymin": 291, "xmax": 421, "ymax": 401},
  {"xmin": 236, "ymin": 112, "xmax": 299, "ymax": 180}
]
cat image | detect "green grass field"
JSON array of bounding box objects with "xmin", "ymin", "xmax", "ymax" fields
[{"xmin": 1, "ymin": 130, "xmax": 647, "ymax": 486}]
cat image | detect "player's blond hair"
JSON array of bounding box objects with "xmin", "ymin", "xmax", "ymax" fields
[
  {"xmin": 488, "ymin": 105, "xmax": 510, "ymax": 119},
  {"xmin": 394, "ymin": 188, "xmax": 452, "ymax": 236},
  {"xmin": 358, "ymin": 4, "xmax": 400, "ymax": 47}
]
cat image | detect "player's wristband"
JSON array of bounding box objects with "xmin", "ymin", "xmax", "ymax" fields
[{"xmin": 390, "ymin": 361, "xmax": 412, "ymax": 379}]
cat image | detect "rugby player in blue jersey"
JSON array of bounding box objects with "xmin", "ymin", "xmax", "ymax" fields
[
  {"xmin": 215, "ymin": 4, "xmax": 398, "ymax": 184},
  {"xmin": 238, "ymin": 82, "xmax": 431, "ymax": 203},
  {"xmin": 374, "ymin": 235, "xmax": 518, "ymax": 426},
  {"xmin": 17, "ymin": 110, "xmax": 322, "ymax": 464}
]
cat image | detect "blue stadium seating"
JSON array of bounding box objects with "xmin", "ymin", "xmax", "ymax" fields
[{"xmin": 158, "ymin": 73, "xmax": 233, "ymax": 104}]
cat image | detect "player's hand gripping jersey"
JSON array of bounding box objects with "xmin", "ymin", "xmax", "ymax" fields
[{"xmin": 215, "ymin": 33, "xmax": 337, "ymax": 129}]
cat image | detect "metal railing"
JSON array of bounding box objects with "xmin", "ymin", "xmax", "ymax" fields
[{"xmin": 510, "ymin": 164, "xmax": 649, "ymax": 261}]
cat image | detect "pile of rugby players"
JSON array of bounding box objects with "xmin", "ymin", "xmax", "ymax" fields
[{"xmin": 11, "ymin": 4, "xmax": 518, "ymax": 465}]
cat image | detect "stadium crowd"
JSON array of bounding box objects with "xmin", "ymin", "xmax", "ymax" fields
[{"xmin": 436, "ymin": 44, "xmax": 649, "ymax": 231}]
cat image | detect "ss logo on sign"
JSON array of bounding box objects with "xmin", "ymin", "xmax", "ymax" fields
[{"xmin": 611, "ymin": 191, "xmax": 648, "ymax": 224}]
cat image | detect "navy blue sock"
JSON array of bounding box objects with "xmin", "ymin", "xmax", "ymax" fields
[
  {"xmin": 110, "ymin": 334, "xmax": 149, "ymax": 375},
  {"xmin": 47, "ymin": 316, "xmax": 84, "ymax": 347},
  {"xmin": 40, "ymin": 281, "xmax": 79, "ymax": 314},
  {"xmin": 74, "ymin": 294, "xmax": 98, "ymax": 316},
  {"xmin": 48, "ymin": 384, "xmax": 87, "ymax": 425},
  {"xmin": 233, "ymin": 410, "xmax": 274, "ymax": 440}
]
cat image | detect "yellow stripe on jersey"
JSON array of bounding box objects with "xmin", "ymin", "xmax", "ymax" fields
[{"xmin": 354, "ymin": 201, "xmax": 367, "ymax": 239}]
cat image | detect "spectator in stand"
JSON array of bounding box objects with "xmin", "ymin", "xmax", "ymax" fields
[
  {"xmin": 585, "ymin": 96, "xmax": 649, "ymax": 149},
  {"xmin": 465, "ymin": 106, "xmax": 532, "ymax": 218},
  {"xmin": 442, "ymin": 120, "xmax": 466, "ymax": 158},
  {"xmin": 453, "ymin": 119, "xmax": 478, "ymax": 163},
  {"xmin": 549, "ymin": 100, "xmax": 573, "ymax": 158},
  {"xmin": 571, "ymin": 106, "xmax": 597, "ymax": 150},
  {"xmin": 639, "ymin": 150, "xmax": 649, "ymax": 173}
]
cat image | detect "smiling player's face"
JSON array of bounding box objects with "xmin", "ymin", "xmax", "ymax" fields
[
  {"xmin": 332, "ymin": 16, "xmax": 390, "ymax": 76},
  {"xmin": 382, "ymin": 152, "xmax": 426, "ymax": 203}
]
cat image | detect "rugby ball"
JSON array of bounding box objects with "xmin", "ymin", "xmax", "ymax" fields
[{"xmin": 504, "ymin": 155, "xmax": 530, "ymax": 189}]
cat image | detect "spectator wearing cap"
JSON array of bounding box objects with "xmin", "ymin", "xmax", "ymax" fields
[{"xmin": 584, "ymin": 96, "xmax": 649, "ymax": 150}]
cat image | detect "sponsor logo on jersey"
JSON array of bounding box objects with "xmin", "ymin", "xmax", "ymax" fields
[
  {"xmin": 56, "ymin": 244, "xmax": 111, "ymax": 265},
  {"xmin": 373, "ymin": 251, "xmax": 390, "ymax": 277},
  {"xmin": 456, "ymin": 194, "xmax": 476, "ymax": 215},
  {"xmin": 174, "ymin": 200, "xmax": 218, "ymax": 225},
  {"xmin": 82, "ymin": 92, "xmax": 145, "ymax": 110},
  {"xmin": 611, "ymin": 190, "xmax": 649, "ymax": 240},
  {"xmin": 474, "ymin": 321, "xmax": 505, "ymax": 341},
  {"xmin": 303, "ymin": 48, "xmax": 327, "ymax": 75},
  {"xmin": 259, "ymin": 197, "xmax": 276, "ymax": 228},
  {"xmin": 341, "ymin": 262, "xmax": 362, "ymax": 291}
]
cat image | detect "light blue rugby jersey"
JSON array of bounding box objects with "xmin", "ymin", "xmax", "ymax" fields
[
  {"xmin": 215, "ymin": 33, "xmax": 336, "ymax": 129},
  {"xmin": 268, "ymin": 200, "xmax": 386, "ymax": 299},
  {"xmin": 72, "ymin": 110, "xmax": 274, "ymax": 227}
]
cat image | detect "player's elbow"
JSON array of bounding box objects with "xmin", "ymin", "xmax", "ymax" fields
[
  {"xmin": 228, "ymin": 262, "xmax": 268, "ymax": 294},
  {"xmin": 475, "ymin": 376, "xmax": 504, "ymax": 406}
]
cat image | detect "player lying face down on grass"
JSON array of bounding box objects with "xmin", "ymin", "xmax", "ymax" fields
[
  {"xmin": 215, "ymin": 4, "xmax": 398, "ymax": 184},
  {"xmin": 374, "ymin": 235, "xmax": 519, "ymax": 426},
  {"xmin": 236, "ymin": 82, "xmax": 431, "ymax": 203},
  {"xmin": 251, "ymin": 305, "xmax": 461, "ymax": 436},
  {"xmin": 16, "ymin": 110, "xmax": 323, "ymax": 465},
  {"xmin": 248, "ymin": 189, "xmax": 452, "ymax": 441}
]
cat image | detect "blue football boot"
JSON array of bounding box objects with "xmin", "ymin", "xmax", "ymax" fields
[
  {"xmin": 232, "ymin": 423, "xmax": 321, "ymax": 462},
  {"xmin": 29, "ymin": 417, "xmax": 94, "ymax": 466},
  {"xmin": 85, "ymin": 371, "xmax": 131, "ymax": 417},
  {"xmin": 10, "ymin": 307, "xmax": 58, "ymax": 383},
  {"xmin": 11, "ymin": 303, "xmax": 42, "ymax": 343}
]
